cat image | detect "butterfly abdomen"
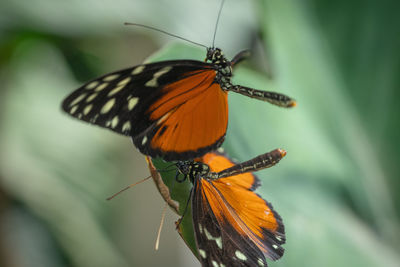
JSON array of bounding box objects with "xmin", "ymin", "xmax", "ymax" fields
[{"xmin": 216, "ymin": 149, "xmax": 286, "ymax": 179}]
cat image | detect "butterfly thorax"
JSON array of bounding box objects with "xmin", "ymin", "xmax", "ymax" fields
[
  {"xmin": 176, "ymin": 161, "xmax": 219, "ymax": 183},
  {"xmin": 206, "ymin": 47, "xmax": 233, "ymax": 90}
]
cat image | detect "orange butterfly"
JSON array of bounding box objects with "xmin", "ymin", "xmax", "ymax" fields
[
  {"xmin": 176, "ymin": 148, "xmax": 286, "ymax": 266},
  {"xmin": 62, "ymin": 47, "xmax": 295, "ymax": 160}
]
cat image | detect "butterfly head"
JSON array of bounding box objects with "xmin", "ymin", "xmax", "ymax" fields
[
  {"xmin": 207, "ymin": 47, "xmax": 233, "ymax": 82},
  {"xmin": 206, "ymin": 47, "xmax": 228, "ymax": 65},
  {"xmin": 175, "ymin": 161, "xmax": 192, "ymax": 176}
]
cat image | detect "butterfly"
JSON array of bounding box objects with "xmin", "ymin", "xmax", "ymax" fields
[
  {"xmin": 62, "ymin": 46, "xmax": 296, "ymax": 161},
  {"xmin": 175, "ymin": 148, "xmax": 286, "ymax": 267}
]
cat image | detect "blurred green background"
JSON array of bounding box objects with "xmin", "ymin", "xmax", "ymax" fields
[{"xmin": 0, "ymin": 0, "xmax": 399, "ymax": 266}]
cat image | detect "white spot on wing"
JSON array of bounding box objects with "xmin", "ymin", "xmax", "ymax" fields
[
  {"xmin": 83, "ymin": 104, "xmax": 93, "ymax": 115},
  {"xmin": 111, "ymin": 116, "xmax": 119, "ymax": 128},
  {"xmin": 69, "ymin": 93, "xmax": 87, "ymax": 107},
  {"xmin": 118, "ymin": 77, "xmax": 131, "ymax": 86},
  {"xmin": 122, "ymin": 121, "xmax": 131, "ymax": 132},
  {"xmin": 70, "ymin": 105, "xmax": 78, "ymax": 114},
  {"xmin": 272, "ymin": 244, "xmax": 279, "ymax": 250},
  {"xmin": 235, "ymin": 251, "xmax": 247, "ymax": 261},
  {"xmin": 257, "ymin": 258, "xmax": 265, "ymax": 266},
  {"xmin": 145, "ymin": 79, "xmax": 157, "ymax": 87},
  {"xmin": 86, "ymin": 93, "xmax": 98, "ymax": 102},
  {"xmin": 108, "ymin": 84, "xmax": 125, "ymax": 97},
  {"xmin": 215, "ymin": 237, "xmax": 222, "ymax": 249},
  {"xmin": 132, "ymin": 65, "xmax": 145, "ymax": 75},
  {"xmin": 100, "ymin": 98, "xmax": 116, "ymax": 114},
  {"xmin": 103, "ymin": 74, "xmax": 119, "ymax": 81},
  {"xmin": 95, "ymin": 82, "xmax": 109, "ymax": 92},
  {"xmin": 198, "ymin": 249, "xmax": 206, "ymax": 259},
  {"xmin": 128, "ymin": 97, "xmax": 139, "ymax": 110},
  {"xmin": 204, "ymin": 228, "xmax": 222, "ymax": 249},
  {"xmin": 211, "ymin": 261, "xmax": 219, "ymax": 267},
  {"xmin": 145, "ymin": 66, "xmax": 172, "ymax": 87},
  {"xmin": 85, "ymin": 81, "xmax": 99, "ymax": 90},
  {"xmin": 141, "ymin": 136, "xmax": 148, "ymax": 145}
]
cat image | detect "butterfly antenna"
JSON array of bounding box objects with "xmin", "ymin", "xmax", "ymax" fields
[
  {"xmin": 124, "ymin": 23, "xmax": 207, "ymax": 49},
  {"xmin": 156, "ymin": 163, "xmax": 179, "ymax": 173},
  {"xmin": 212, "ymin": 0, "xmax": 226, "ymax": 47},
  {"xmin": 155, "ymin": 202, "xmax": 168, "ymax": 251},
  {"xmin": 106, "ymin": 175, "xmax": 152, "ymax": 200}
]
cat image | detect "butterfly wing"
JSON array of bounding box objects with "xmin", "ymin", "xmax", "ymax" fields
[
  {"xmin": 192, "ymin": 152, "xmax": 285, "ymax": 266},
  {"xmin": 62, "ymin": 60, "xmax": 228, "ymax": 160}
]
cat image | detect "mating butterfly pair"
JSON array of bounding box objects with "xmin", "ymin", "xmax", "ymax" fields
[{"xmin": 62, "ymin": 44, "xmax": 294, "ymax": 266}]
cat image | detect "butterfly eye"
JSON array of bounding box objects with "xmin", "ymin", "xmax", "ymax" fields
[{"xmin": 206, "ymin": 48, "xmax": 215, "ymax": 60}]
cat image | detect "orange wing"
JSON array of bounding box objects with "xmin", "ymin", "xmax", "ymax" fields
[
  {"xmin": 140, "ymin": 70, "xmax": 228, "ymax": 158},
  {"xmin": 192, "ymin": 152, "xmax": 285, "ymax": 266},
  {"xmin": 63, "ymin": 58, "xmax": 228, "ymax": 161}
]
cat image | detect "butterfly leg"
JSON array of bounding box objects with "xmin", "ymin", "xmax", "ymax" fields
[
  {"xmin": 176, "ymin": 170, "xmax": 188, "ymax": 183},
  {"xmin": 229, "ymin": 85, "xmax": 296, "ymax": 108},
  {"xmin": 175, "ymin": 187, "xmax": 194, "ymax": 229},
  {"xmin": 231, "ymin": 50, "xmax": 251, "ymax": 66}
]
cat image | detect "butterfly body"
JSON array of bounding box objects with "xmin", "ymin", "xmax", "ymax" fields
[
  {"xmin": 62, "ymin": 47, "xmax": 295, "ymax": 160},
  {"xmin": 176, "ymin": 149, "xmax": 286, "ymax": 267}
]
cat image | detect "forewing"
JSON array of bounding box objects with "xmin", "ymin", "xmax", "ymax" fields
[
  {"xmin": 192, "ymin": 152, "xmax": 285, "ymax": 266},
  {"xmin": 62, "ymin": 60, "xmax": 228, "ymax": 160},
  {"xmin": 133, "ymin": 76, "xmax": 228, "ymax": 160},
  {"xmin": 193, "ymin": 179, "xmax": 266, "ymax": 267}
]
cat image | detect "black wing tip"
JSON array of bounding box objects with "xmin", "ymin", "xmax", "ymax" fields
[
  {"xmin": 261, "ymin": 199, "xmax": 286, "ymax": 261},
  {"xmin": 61, "ymin": 93, "xmax": 73, "ymax": 113}
]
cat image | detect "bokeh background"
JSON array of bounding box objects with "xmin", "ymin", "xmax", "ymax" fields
[{"xmin": 0, "ymin": 0, "xmax": 399, "ymax": 266}]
